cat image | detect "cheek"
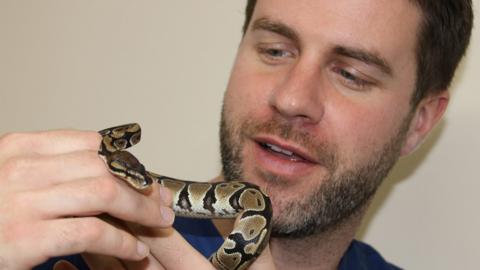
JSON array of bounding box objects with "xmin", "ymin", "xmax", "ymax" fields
[
  {"xmin": 224, "ymin": 56, "xmax": 273, "ymax": 121},
  {"xmin": 329, "ymin": 98, "xmax": 409, "ymax": 165}
]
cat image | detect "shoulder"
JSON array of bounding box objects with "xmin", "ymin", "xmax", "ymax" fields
[{"xmin": 339, "ymin": 240, "xmax": 402, "ymax": 270}]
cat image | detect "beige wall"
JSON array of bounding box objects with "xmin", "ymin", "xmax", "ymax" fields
[{"xmin": 0, "ymin": 1, "xmax": 478, "ymax": 269}]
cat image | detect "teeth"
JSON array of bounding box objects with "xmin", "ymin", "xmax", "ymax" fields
[{"xmin": 266, "ymin": 143, "xmax": 294, "ymax": 156}]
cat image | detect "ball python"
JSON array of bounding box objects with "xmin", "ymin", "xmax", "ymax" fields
[{"xmin": 98, "ymin": 123, "xmax": 272, "ymax": 270}]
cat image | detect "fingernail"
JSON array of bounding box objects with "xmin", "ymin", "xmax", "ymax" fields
[
  {"xmin": 160, "ymin": 206, "xmax": 175, "ymax": 224},
  {"xmin": 137, "ymin": 241, "xmax": 150, "ymax": 258}
]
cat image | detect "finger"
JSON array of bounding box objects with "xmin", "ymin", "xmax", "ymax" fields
[
  {"xmin": 82, "ymin": 254, "xmax": 127, "ymax": 270},
  {"xmin": 149, "ymin": 182, "xmax": 174, "ymax": 210},
  {"xmin": 96, "ymin": 212, "xmax": 167, "ymax": 270},
  {"xmin": 0, "ymin": 129, "xmax": 101, "ymax": 162},
  {"xmin": 12, "ymin": 217, "xmax": 151, "ymax": 264},
  {"xmin": 53, "ymin": 260, "xmax": 79, "ymax": 270},
  {"xmin": 88, "ymin": 215, "xmax": 167, "ymax": 270},
  {"xmin": 0, "ymin": 150, "xmax": 108, "ymax": 191},
  {"xmin": 134, "ymin": 224, "xmax": 273, "ymax": 270},
  {"xmin": 121, "ymin": 253, "xmax": 166, "ymax": 270},
  {"xmin": 82, "ymin": 253, "xmax": 167, "ymax": 270},
  {"xmin": 94, "ymin": 215, "xmax": 169, "ymax": 270},
  {"xmin": 131, "ymin": 226, "xmax": 214, "ymax": 270},
  {"xmin": 20, "ymin": 177, "xmax": 175, "ymax": 227}
]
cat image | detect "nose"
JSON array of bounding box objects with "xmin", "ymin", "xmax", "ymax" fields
[{"xmin": 268, "ymin": 60, "xmax": 325, "ymax": 124}]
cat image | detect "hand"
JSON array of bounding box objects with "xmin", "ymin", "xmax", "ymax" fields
[
  {"xmin": 0, "ymin": 128, "xmax": 175, "ymax": 269},
  {"xmin": 133, "ymin": 226, "xmax": 276, "ymax": 270},
  {"xmin": 78, "ymin": 223, "xmax": 276, "ymax": 270}
]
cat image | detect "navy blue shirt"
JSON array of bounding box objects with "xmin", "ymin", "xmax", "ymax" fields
[{"xmin": 35, "ymin": 217, "xmax": 401, "ymax": 270}]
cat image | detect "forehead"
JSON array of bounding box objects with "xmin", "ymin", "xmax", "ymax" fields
[{"xmin": 251, "ymin": 0, "xmax": 422, "ymax": 77}]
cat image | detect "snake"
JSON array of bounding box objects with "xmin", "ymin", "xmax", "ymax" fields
[{"xmin": 98, "ymin": 123, "xmax": 272, "ymax": 270}]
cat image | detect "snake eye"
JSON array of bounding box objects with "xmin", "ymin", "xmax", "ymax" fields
[
  {"xmin": 130, "ymin": 132, "xmax": 141, "ymax": 145},
  {"xmin": 113, "ymin": 139, "xmax": 128, "ymax": 150}
]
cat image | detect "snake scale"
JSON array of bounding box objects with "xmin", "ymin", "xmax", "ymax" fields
[{"xmin": 98, "ymin": 123, "xmax": 272, "ymax": 270}]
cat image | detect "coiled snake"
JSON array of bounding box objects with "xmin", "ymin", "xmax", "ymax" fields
[{"xmin": 98, "ymin": 123, "xmax": 272, "ymax": 270}]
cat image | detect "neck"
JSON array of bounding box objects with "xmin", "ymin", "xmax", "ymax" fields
[
  {"xmin": 211, "ymin": 175, "xmax": 370, "ymax": 270},
  {"xmin": 269, "ymin": 212, "xmax": 363, "ymax": 270},
  {"xmin": 213, "ymin": 203, "xmax": 368, "ymax": 270}
]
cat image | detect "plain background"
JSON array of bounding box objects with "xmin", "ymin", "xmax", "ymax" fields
[{"xmin": 0, "ymin": 1, "xmax": 478, "ymax": 269}]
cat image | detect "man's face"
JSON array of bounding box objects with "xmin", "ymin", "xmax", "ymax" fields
[{"xmin": 221, "ymin": 0, "xmax": 421, "ymax": 237}]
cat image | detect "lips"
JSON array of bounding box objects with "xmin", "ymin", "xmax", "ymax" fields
[
  {"xmin": 250, "ymin": 136, "xmax": 318, "ymax": 178},
  {"xmin": 258, "ymin": 142, "xmax": 305, "ymax": 162},
  {"xmin": 254, "ymin": 136, "xmax": 318, "ymax": 164}
]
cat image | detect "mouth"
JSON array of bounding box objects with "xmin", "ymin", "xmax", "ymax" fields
[
  {"xmin": 251, "ymin": 136, "xmax": 318, "ymax": 178},
  {"xmin": 258, "ymin": 141, "xmax": 315, "ymax": 163},
  {"xmin": 250, "ymin": 135, "xmax": 319, "ymax": 176}
]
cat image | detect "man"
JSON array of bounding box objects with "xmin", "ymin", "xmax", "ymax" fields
[{"xmin": 0, "ymin": 0, "xmax": 473, "ymax": 269}]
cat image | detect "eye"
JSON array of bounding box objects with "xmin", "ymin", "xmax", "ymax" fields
[
  {"xmin": 256, "ymin": 43, "xmax": 297, "ymax": 65},
  {"xmin": 332, "ymin": 66, "xmax": 374, "ymax": 91},
  {"xmin": 263, "ymin": 48, "xmax": 290, "ymax": 58}
]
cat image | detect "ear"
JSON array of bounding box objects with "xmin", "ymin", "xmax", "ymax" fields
[{"xmin": 401, "ymin": 91, "xmax": 449, "ymax": 156}]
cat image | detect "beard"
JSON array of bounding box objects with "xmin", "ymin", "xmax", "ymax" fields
[{"xmin": 220, "ymin": 107, "xmax": 413, "ymax": 239}]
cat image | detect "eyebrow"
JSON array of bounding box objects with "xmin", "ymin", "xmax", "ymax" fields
[
  {"xmin": 333, "ymin": 46, "xmax": 393, "ymax": 76},
  {"xmin": 251, "ymin": 17, "xmax": 393, "ymax": 76},
  {"xmin": 251, "ymin": 17, "xmax": 300, "ymax": 45}
]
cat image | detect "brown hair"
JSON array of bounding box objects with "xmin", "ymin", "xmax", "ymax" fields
[{"xmin": 242, "ymin": 0, "xmax": 474, "ymax": 106}]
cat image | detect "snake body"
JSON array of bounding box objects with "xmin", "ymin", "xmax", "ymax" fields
[{"xmin": 98, "ymin": 123, "xmax": 272, "ymax": 270}]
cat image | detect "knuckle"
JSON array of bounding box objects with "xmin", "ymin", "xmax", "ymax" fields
[
  {"xmin": 138, "ymin": 196, "xmax": 162, "ymax": 222},
  {"xmin": 56, "ymin": 218, "xmax": 139, "ymax": 259},
  {"xmin": 0, "ymin": 156, "xmax": 30, "ymax": 180},
  {"xmin": 0, "ymin": 132, "xmax": 40, "ymax": 155},
  {"xmin": 129, "ymin": 189, "xmax": 147, "ymax": 209},
  {"xmin": 1, "ymin": 220, "xmax": 25, "ymax": 244},
  {"xmin": 94, "ymin": 177, "xmax": 120, "ymax": 205},
  {"xmin": 0, "ymin": 132, "xmax": 22, "ymax": 147},
  {"xmin": 0, "ymin": 196, "xmax": 20, "ymax": 224},
  {"xmin": 57, "ymin": 218, "xmax": 105, "ymax": 253},
  {"xmin": 80, "ymin": 218, "xmax": 106, "ymax": 243},
  {"xmin": 1, "ymin": 222, "xmax": 51, "ymax": 269},
  {"xmin": 117, "ymin": 231, "xmax": 137, "ymax": 257},
  {"xmin": 1, "ymin": 193, "xmax": 29, "ymax": 214},
  {"xmin": 85, "ymin": 150, "xmax": 109, "ymax": 172}
]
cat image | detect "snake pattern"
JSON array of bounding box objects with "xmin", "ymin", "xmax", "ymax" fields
[{"xmin": 98, "ymin": 123, "xmax": 272, "ymax": 270}]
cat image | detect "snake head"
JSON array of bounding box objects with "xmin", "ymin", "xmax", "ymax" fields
[{"xmin": 106, "ymin": 150, "xmax": 153, "ymax": 190}]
